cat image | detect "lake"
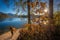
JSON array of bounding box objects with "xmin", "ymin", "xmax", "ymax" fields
[{"xmin": 0, "ymin": 18, "xmax": 28, "ymax": 34}]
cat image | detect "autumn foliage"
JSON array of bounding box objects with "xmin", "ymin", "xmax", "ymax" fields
[{"xmin": 17, "ymin": 24, "xmax": 55, "ymax": 40}]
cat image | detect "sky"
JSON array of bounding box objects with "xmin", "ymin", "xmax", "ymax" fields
[{"xmin": 0, "ymin": 0, "xmax": 60, "ymax": 15}]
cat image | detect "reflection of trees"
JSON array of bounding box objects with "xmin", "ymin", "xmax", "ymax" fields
[
  {"xmin": 0, "ymin": 18, "xmax": 6, "ymax": 22},
  {"xmin": 7, "ymin": 18, "xmax": 14, "ymax": 21}
]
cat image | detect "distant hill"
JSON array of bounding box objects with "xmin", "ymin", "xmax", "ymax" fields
[
  {"xmin": 0, "ymin": 12, "xmax": 28, "ymax": 18},
  {"xmin": 0, "ymin": 12, "xmax": 16, "ymax": 18},
  {"xmin": 0, "ymin": 12, "xmax": 9, "ymax": 18},
  {"xmin": 7, "ymin": 13, "xmax": 15, "ymax": 16}
]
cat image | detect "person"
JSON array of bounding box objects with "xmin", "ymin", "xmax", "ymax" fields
[{"xmin": 10, "ymin": 26, "xmax": 14, "ymax": 36}]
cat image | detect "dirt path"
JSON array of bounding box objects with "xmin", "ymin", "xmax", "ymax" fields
[{"xmin": 0, "ymin": 29, "xmax": 20, "ymax": 40}]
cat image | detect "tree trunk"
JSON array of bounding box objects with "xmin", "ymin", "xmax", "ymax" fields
[
  {"xmin": 49, "ymin": 0, "xmax": 53, "ymax": 19},
  {"xmin": 49, "ymin": 0, "xmax": 55, "ymax": 31},
  {"xmin": 27, "ymin": 0, "xmax": 31, "ymax": 24},
  {"xmin": 49, "ymin": 0, "xmax": 54, "ymax": 27},
  {"xmin": 49, "ymin": 1, "xmax": 55, "ymax": 40}
]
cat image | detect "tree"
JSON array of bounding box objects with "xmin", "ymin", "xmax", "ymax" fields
[
  {"xmin": 49, "ymin": 0, "xmax": 53, "ymax": 21},
  {"xmin": 27, "ymin": 0, "xmax": 31, "ymax": 24},
  {"xmin": 49, "ymin": 0, "xmax": 53, "ymax": 26}
]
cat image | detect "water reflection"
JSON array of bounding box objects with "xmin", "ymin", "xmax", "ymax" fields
[
  {"xmin": 0, "ymin": 18, "xmax": 28, "ymax": 34},
  {"xmin": 0, "ymin": 18, "xmax": 27, "ymax": 22}
]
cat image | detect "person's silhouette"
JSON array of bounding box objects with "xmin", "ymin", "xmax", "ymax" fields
[{"xmin": 10, "ymin": 26, "xmax": 13, "ymax": 36}]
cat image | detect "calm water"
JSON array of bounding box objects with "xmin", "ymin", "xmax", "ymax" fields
[{"xmin": 0, "ymin": 18, "xmax": 28, "ymax": 34}]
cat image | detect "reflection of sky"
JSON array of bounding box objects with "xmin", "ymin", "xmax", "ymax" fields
[
  {"xmin": 0, "ymin": 18, "xmax": 28, "ymax": 28},
  {"xmin": 0, "ymin": 18, "xmax": 28, "ymax": 23},
  {"xmin": 0, "ymin": 0, "xmax": 60, "ymax": 15}
]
